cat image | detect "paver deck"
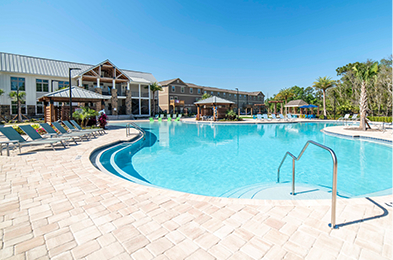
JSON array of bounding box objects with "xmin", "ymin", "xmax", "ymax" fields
[{"xmin": 0, "ymin": 122, "xmax": 392, "ymax": 259}]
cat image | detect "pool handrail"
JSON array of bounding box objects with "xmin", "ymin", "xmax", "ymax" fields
[
  {"xmin": 277, "ymin": 140, "xmax": 338, "ymax": 229},
  {"xmin": 126, "ymin": 123, "xmax": 146, "ymax": 140}
]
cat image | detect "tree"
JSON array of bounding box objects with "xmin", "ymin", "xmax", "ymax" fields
[
  {"xmin": 275, "ymin": 88, "xmax": 295, "ymax": 114},
  {"xmin": 312, "ymin": 77, "xmax": 335, "ymax": 118},
  {"xmin": 145, "ymin": 82, "xmax": 162, "ymax": 116},
  {"xmin": 352, "ymin": 62, "xmax": 379, "ymax": 130},
  {"xmin": 201, "ymin": 93, "xmax": 212, "ymax": 100},
  {"xmin": 72, "ymin": 107, "xmax": 98, "ymax": 127},
  {"xmin": 9, "ymin": 91, "xmax": 26, "ymax": 122}
]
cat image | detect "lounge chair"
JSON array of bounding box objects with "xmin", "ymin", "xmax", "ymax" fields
[
  {"xmin": 262, "ymin": 114, "xmax": 271, "ymax": 121},
  {"xmin": 40, "ymin": 123, "xmax": 88, "ymax": 142},
  {"xmin": 279, "ymin": 114, "xmax": 287, "ymax": 121},
  {"xmin": 178, "ymin": 114, "xmax": 182, "ymax": 119},
  {"xmin": 337, "ymin": 114, "xmax": 350, "ymax": 121},
  {"xmin": 253, "ymin": 115, "xmax": 257, "ymax": 119},
  {"xmin": 271, "ymin": 114, "xmax": 280, "ymax": 120},
  {"xmin": 52, "ymin": 122, "xmax": 96, "ymax": 139},
  {"xmin": 160, "ymin": 114, "xmax": 164, "ymax": 119},
  {"xmin": 19, "ymin": 125, "xmax": 72, "ymax": 146},
  {"xmin": 256, "ymin": 114, "xmax": 262, "ymax": 120},
  {"xmin": 0, "ymin": 126, "xmax": 67, "ymax": 153},
  {"xmin": 172, "ymin": 114, "xmax": 177, "ymax": 119},
  {"xmin": 287, "ymin": 114, "xmax": 295, "ymax": 121},
  {"xmin": 350, "ymin": 114, "xmax": 358, "ymax": 121},
  {"xmin": 154, "ymin": 114, "xmax": 159, "ymax": 119},
  {"xmin": 63, "ymin": 121, "xmax": 99, "ymax": 137},
  {"xmin": 70, "ymin": 120, "xmax": 106, "ymax": 135}
]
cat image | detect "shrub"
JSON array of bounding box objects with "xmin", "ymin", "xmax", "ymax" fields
[
  {"xmin": 12, "ymin": 125, "xmax": 24, "ymax": 135},
  {"xmin": 32, "ymin": 124, "xmax": 47, "ymax": 135}
]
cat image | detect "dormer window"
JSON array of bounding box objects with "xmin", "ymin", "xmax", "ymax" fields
[{"xmin": 171, "ymin": 86, "xmax": 175, "ymax": 92}]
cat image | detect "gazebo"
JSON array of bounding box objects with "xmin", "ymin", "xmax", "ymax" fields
[
  {"xmin": 38, "ymin": 86, "xmax": 111, "ymax": 123},
  {"xmin": 284, "ymin": 99, "xmax": 308, "ymax": 115},
  {"xmin": 194, "ymin": 96, "xmax": 235, "ymax": 121},
  {"xmin": 284, "ymin": 99, "xmax": 320, "ymax": 116}
]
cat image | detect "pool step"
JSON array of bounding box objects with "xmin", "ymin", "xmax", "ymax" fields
[{"xmin": 221, "ymin": 183, "xmax": 350, "ymax": 200}]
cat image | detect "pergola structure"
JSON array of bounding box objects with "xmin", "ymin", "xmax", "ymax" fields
[
  {"xmin": 253, "ymin": 104, "xmax": 265, "ymax": 114},
  {"xmin": 194, "ymin": 96, "xmax": 235, "ymax": 121},
  {"xmin": 38, "ymin": 86, "xmax": 111, "ymax": 123},
  {"xmin": 268, "ymin": 100, "xmax": 284, "ymax": 114}
]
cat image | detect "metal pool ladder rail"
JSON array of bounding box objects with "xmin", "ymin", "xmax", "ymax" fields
[
  {"xmin": 277, "ymin": 140, "xmax": 338, "ymax": 229},
  {"xmin": 126, "ymin": 123, "xmax": 146, "ymax": 140}
]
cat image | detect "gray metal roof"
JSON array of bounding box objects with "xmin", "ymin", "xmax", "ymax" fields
[
  {"xmin": 284, "ymin": 99, "xmax": 308, "ymax": 107},
  {"xmin": 0, "ymin": 52, "xmax": 158, "ymax": 83},
  {"xmin": 38, "ymin": 86, "xmax": 111, "ymax": 100},
  {"xmin": 194, "ymin": 96, "xmax": 235, "ymax": 105}
]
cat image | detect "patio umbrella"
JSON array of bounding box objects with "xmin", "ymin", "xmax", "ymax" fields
[{"xmin": 299, "ymin": 104, "xmax": 318, "ymax": 108}]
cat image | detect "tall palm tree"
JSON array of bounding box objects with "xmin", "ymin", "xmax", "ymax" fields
[
  {"xmin": 275, "ymin": 88, "xmax": 295, "ymax": 114},
  {"xmin": 9, "ymin": 91, "xmax": 26, "ymax": 122},
  {"xmin": 313, "ymin": 77, "xmax": 335, "ymax": 119},
  {"xmin": 353, "ymin": 62, "xmax": 378, "ymax": 130},
  {"xmin": 145, "ymin": 82, "xmax": 162, "ymax": 116}
]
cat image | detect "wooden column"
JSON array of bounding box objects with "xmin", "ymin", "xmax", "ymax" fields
[
  {"xmin": 197, "ymin": 106, "xmax": 200, "ymax": 120},
  {"xmin": 274, "ymin": 103, "xmax": 277, "ymax": 114}
]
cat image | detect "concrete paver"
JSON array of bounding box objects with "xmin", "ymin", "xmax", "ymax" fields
[{"xmin": 0, "ymin": 122, "xmax": 391, "ymax": 259}]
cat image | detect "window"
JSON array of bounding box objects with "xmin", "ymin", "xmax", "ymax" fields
[
  {"xmin": 229, "ymin": 93, "xmax": 232, "ymax": 97},
  {"xmin": 223, "ymin": 93, "xmax": 226, "ymax": 96},
  {"xmin": 211, "ymin": 91, "xmax": 213, "ymax": 95},
  {"xmin": 11, "ymin": 77, "xmax": 25, "ymax": 91},
  {"xmin": 58, "ymin": 81, "xmax": 69, "ymax": 90},
  {"xmin": 181, "ymin": 87, "xmax": 185, "ymax": 93},
  {"xmin": 36, "ymin": 102, "xmax": 44, "ymax": 114},
  {"xmin": 36, "ymin": 79, "xmax": 49, "ymax": 92},
  {"xmin": 234, "ymin": 94, "xmax": 237, "ymax": 97},
  {"xmin": 174, "ymin": 96, "xmax": 178, "ymax": 100},
  {"xmin": 204, "ymin": 91, "xmax": 207, "ymax": 94},
  {"xmin": 239, "ymin": 94, "xmax": 242, "ymax": 98},
  {"xmin": 171, "ymin": 86, "xmax": 176, "ymax": 92},
  {"xmin": 11, "ymin": 100, "xmax": 26, "ymax": 114},
  {"xmin": 197, "ymin": 89, "xmax": 201, "ymax": 94},
  {"xmin": 189, "ymin": 88, "xmax": 193, "ymax": 94},
  {"xmin": 170, "ymin": 96, "xmax": 174, "ymax": 100},
  {"xmin": 83, "ymin": 84, "xmax": 89, "ymax": 90},
  {"xmin": 217, "ymin": 92, "xmax": 220, "ymax": 96}
]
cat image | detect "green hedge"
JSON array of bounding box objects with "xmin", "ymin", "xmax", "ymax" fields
[{"xmin": 367, "ymin": 116, "xmax": 392, "ymax": 123}]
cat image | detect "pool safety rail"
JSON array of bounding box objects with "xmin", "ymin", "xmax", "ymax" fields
[
  {"xmin": 277, "ymin": 140, "xmax": 338, "ymax": 229},
  {"xmin": 126, "ymin": 123, "xmax": 146, "ymax": 140}
]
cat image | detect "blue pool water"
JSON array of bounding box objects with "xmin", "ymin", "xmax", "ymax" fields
[{"xmin": 99, "ymin": 122, "xmax": 392, "ymax": 198}]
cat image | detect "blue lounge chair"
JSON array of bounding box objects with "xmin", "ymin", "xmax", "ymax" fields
[
  {"xmin": 40, "ymin": 123, "xmax": 88, "ymax": 142},
  {"xmin": 70, "ymin": 120, "xmax": 106, "ymax": 135},
  {"xmin": 52, "ymin": 122, "xmax": 95, "ymax": 139},
  {"xmin": 63, "ymin": 121, "xmax": 99, "ymax": 137},
  {"xmin": 19, "ymin": 125, "xmax": 71, "ymax": 146},
  {"xmin": 0, "ymin": 126, "xmax": 67, "ymax": 153}
]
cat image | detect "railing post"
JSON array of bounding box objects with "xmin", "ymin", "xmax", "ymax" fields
[{"xmin": 291, "ymin": 158, "xmax": 295, "ymax": 195}]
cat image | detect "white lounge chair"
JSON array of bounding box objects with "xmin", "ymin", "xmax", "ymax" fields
[
  {"xmin": 279, "ymin": 114, "xmax": 287, "ymax": 121},
  {"xmin": 337, "ymin": 114, "xmax": 350, "ymax": 121},
  {"xmin": 256, "ymin": 114, "xmax": 262, "ymax": 120},
  {"xmin": 271, "ymin": 114, "xmax": 280, "ymax": 120}
]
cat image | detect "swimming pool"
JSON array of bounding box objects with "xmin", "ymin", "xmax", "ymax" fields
[{"xmin": 96, "ymin": 121, "xmax": 392, "ymax": 199}]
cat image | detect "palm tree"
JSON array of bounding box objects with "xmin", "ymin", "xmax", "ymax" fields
[
  {"xmin": 9, "ymin": 91, "xmax": 26, "ymax": 122},
  {"xmin": 313, "ymin": 77, "xmax": 335, "ymax": 119},
  {"xmin": 145, "ymin": 82, "xmax": 162, "ymax": 116},
  {"xmin": 275, "ymin": 88, "xmax": 295, "ymax": 114},
  {"xmin": 73, "ymin": 107, "xmax": 99, "ymax": 127},
  {"xmin": 201, "ymin": 93, "xmax": 212, "ymax": 100},
  {"xmin": 353, "ymin": 62, "xmax": 378, "ymax": 130}
]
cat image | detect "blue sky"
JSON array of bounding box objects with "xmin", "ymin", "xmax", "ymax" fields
[{"xmin": 0, "ymin": 0, "xmax": 391, "ymax": 96}]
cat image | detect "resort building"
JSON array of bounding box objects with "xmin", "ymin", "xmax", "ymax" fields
[
  {"xmin": 0, "ymin": 52, "xmax": 159, "ymax": 119},
  {"xmin": 158, "ymin": 78, "xmax": 265, "ymax": 114}
]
